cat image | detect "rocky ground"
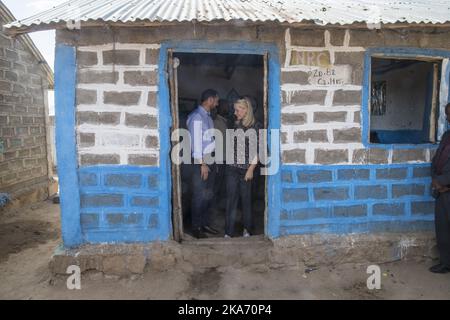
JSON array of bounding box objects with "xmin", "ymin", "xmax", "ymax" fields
[{"xmin": 0, "ymin": 200, "xmax": 449, "ymax": 300}]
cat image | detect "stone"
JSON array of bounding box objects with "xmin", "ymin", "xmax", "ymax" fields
[
  {"xmin": 80, "ymin": 154, "xmax": 120, "ymax": 165},
  {"xmin": 281, "ymin": 71, "xmax": 309, "ymax": 84},
  {"xmin": 281, "ymin": 113, "xmax": 307, "ymax": 125},
  {"xmin": 315, "ymin": 149, "xmax": 348, "ymax": 164},
  {"xmin": 78, "ymin": 51, "xmax": 98, "ymax": 67},
  {"xmin": 314, "ymin": 112, "xmax": 347, "ymax": 123},
  {"xmin": 79, "ymin": 132, "xmax": 95, "ymax": 147},
  {"xmin": 145, "ymin": 49, "xmax": 159, "ymax": 65},
  {"xmin": 333, "ymin": 128, "xmax": 361, "ymax": 143},
  {"xmin": 333, "ymin": 90, "xmax": 362, "ymax": 106},
  {"xmin": 282, "ymin": 149, "xmax": 306, "ymax": 164},
  {"xmin": 104, "ymin": 91, "xmax": 141, "ymax": 106},
  {"xmin": 76, "ymin": 89, "xmax": 97, "ymax": 105},
  {"xmin": 313, "ymin": 187, "xmax": 349, "ymax": 201},
  {"xmin": 128, "ymin": 154, "xmax": 158, "ymax": 166},
  {"xmin": 125, "ymin": 113, "xmax": 157, "ymax": 128},
  {"xmin": 77, "ymin": 111, "xmax": 121, "ymax": 125},
  {"xmin": 293, "ymin": 130, "xmax": 328, "ymax": 143},
  {"xmin": 124, "ymin": 71, "xmax": 158, "ymax": 86},
  {"xmin": 283, "ymin": 90, "xmax": 327, "ymax": 105},
  {"xmin": 282, "ymin": 188, "xmax": 309, "ymax": 202},
  {"xmin": 392, "ymin": 149, "xmax": 427, "ymax": 163},
  {"xmin": 103, "ymin": 50, "xmax": 140, "ymax": 66},
  {"xmin": 78, "ymin": 71, "xmax": 118, "ymax": 84}
]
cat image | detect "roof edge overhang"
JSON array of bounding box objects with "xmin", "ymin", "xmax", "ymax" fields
[{"xmin": 5, "ymin": 18, "xmax": 450, "ymax": 37}]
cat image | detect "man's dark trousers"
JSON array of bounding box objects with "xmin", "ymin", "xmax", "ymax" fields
[
  {"xmin": 191, "ymin": 163, "xmax": 216, "ymax": 230},
  {"xmin": 435, "ymin": 192, "xmax": 450, "ymax": 267}
]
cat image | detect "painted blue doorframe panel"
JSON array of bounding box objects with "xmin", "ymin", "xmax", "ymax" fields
[
  {"xmin": 159, "ymin": 40, "xmax": 282, "ymax": 239},
  {"xmin": 362, "ymin": 47, "xmax": 450, "ymax": 148},
  {"xmin": 55, "ymin": 45, "xmax": 82, "ymax": 247}
]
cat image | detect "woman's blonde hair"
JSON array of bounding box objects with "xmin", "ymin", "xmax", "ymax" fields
[{"xmin": 234, "ymin": 98, "xmax": 255, "ymax": 128}]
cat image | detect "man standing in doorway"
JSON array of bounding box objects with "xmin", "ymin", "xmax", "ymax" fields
[
  {"xmin": 187, "ymin": 89, "xmax": 220, "ymax": 239},
  {"xmin": 430, "ymin": 102, "xmax": 450, "ymax": 273}
]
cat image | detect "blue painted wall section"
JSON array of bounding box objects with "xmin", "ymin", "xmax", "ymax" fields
[
  {"xmin": 280, "ymin": 164, "xmax": 435, "ymax": 235},
  {"xmin": 55, "ymin": 44, "xmax": 82, "ymax": 247},
  {"xmin": 78, "ymin": 166, "xmax": 168, "ymax": 243}
]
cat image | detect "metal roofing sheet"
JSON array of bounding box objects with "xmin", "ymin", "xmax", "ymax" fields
[{"xmin": 4, "ymin": 0, "xmax": 450, "ymax": 33}]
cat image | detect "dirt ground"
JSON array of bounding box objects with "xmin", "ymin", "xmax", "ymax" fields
[{"xmin": 0, "ymin": 200, "xmax": 449, "ymax": 300}]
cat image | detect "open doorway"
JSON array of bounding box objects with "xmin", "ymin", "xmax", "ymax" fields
[{"xmin": 169, "ymin": 51, "xmax": 268, "ymax": 241}]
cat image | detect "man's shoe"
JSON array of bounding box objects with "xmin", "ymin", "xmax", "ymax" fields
[
  {"xmin": 429, "ymin": 264, "xmax": 450, "ymax": 273},
  {"xmin": 243, "ymin": 229, "xmax": 251, "ymax": 238},
  {"xmin": 192, "ymin": 228, "xmax": 208, "ymax": 239},
  {"xmin": 202, "ymin": 225, "xmax": 219, "ymax": 235}
]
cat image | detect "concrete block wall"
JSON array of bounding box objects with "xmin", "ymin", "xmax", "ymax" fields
[
  {"xmin": 280, "ymin": 28, "xmax": 438, "ymax": 165},
  {"xmin": 0, "ymin": 22, "xmax": 49, "ymax": 200},
  {"xmin": 76, "ymin": 43, "xmax": 160, "ymax": 166}
]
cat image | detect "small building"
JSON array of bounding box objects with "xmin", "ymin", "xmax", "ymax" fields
[
  {"xmin": 5, "ymin": 0, "xmax": 450, "ymax": 248},
  {"xmin": 0, "ymin": 2, "xmax": 54, "ymax": 208}
]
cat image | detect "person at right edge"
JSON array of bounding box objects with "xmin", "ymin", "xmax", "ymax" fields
[{"xmin": 430, "ymin": 102, "xmax": 450, "ymax": 274}]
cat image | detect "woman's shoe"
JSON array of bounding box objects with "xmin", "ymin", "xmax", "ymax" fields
[
  {"xmin": 224, "ymin": 234, "xmax": 231, "ymax": 239},
  {"xmin": 243, "ymin": 229, "xmax": 251, "ymax": 237}
]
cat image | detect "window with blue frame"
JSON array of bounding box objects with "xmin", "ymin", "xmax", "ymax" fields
[{"xmin": 369, "ymin": 57, "xmax": 442, "ymax": 145}]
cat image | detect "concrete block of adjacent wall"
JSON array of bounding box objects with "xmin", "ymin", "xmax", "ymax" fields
[
  {"xmin": 297, "ymin": 170, "xmax": 332, "ymax": 183},
  {"xmin": 282, "ymin": 188, "xmax": 309, "ymax": 203},
  {"xmin": 145, "ymin": 49, "xmax": 159, "ymax": 65},
  {"xmin": 293, "ymin": 130, "xmax": 328, "ymax": 143},
  {"xmin": 333, "ymin": 128, "xmax": 362, "ymax": 143},
  {"xmin": 281, "ymin": 113, "xmax": 307, "ymax": 125},
  {"xmin": 355, "ymin": 185, "xmax": 388, "ymax": 200},
  {"xmin": 290, "ymin": 29, "xmax": 325, "ymax": 46},
  {"xmin": 103, "ymin": 50, "xmax": 140, "ymax": 66},
  {"xmin": 412, "ymin": 166, "xmax": 431, "ymax": 178},
  {"xmin": 283, "ymin": 90, "xmax": 327, "ymax": 105},
  {"xmin": 76, "ymin": 89, "xmax": 97, "ymax": 105},
  {"xmin": 352, "ymin": 148, "xmax": 389, "ymax": 164},
  {"xmin": 313, "ymin": 112, "xmax": 347, "ymax": 123},
  {"xmin": 392, "ymin": 149, "xmax": 427, "ymax": 163},
  {"xmin": 125, "ymin": 113, "xmax": 158, "ymax": 129},
  {"xmin": 333, "ymin": 90, "xmax": 362, "ymax": 106},
  {"xmin": 78, "ymin": 71, "xmax": 118, "ymax": 84},
  {"xmin": 80, "ymin": 154, "xmax": 120, "ymax": 165},
  {"xmin": 392, "ymin": 184, "xmax": 426, "ymax": 198},
  {"xmin": 411, "ymin": 201, "xmax": 435, "ymax": 215},
  {"xmin": 77, "ymin": 51, "xmax": 98, "ymax": 67},
  {"xmin": 80, "ymin": 194, "xmax": 124, "ymax": 208},
  {"xmin": 105, "ymin": 174, "xmax": 142, "ymax": 188},
  {"xmin": 281, "ymin": 71, "xmax": 309, "ymax": 85},
  {"xmin": 282, "ymin": 149, "xmax": 306, "ymax": 164},
  {"xmin": 333, "ymin": 204, "xmax": 367, "ymax": 218},
  {"xmin": 124, "ymin": 71, "xmax": 158, "ymax": 86},
  {"xmin": 376, "ymin": 168, "xmax": 408, "ymax": 180},
  {"xmin": 314, "ymin": 187, "xmax": 349, "ymax": 201},
  {"xmin": 372, "ymin": 203, "xmax": 405, "ymax": 216},
  {"xmin": 128, "ymin": 154, "xmax": 158, "ymax": 166},
  {"xmin": 79, "ymin": 172, "xmax": 98, "ymax": 186},
  {"xmin": 337, "ymin": 169, "xmax": 370, "ymax": 180},
  {"xmin": 315, "ymin": 149, "xmax": 348, "ymax": 164},
  {"xmin": 77, "ymin": 111, "xmax": 121, "ymax": 126},
  {"xmin": 104, "ymin": 91, "xmax": 141, "ymax": 106}
]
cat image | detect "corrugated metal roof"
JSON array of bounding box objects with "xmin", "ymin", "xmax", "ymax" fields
[{"xmin": 4, "ymin": 0, "xmax": 450, "ymax": 34}]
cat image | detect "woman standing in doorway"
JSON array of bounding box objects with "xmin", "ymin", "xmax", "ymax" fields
[{"xmin": 225, "ymin": 98, "xmax": 261, "ymax": 238}]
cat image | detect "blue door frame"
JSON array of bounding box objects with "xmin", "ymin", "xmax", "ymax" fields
[{"xmin": 158, "ymin": 40, "xmax": 282, "ymax": 239}]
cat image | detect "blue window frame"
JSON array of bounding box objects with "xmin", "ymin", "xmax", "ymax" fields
[{"xmin": 362, "ymin": 47, "xmax": 450, "ymax": 149}]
